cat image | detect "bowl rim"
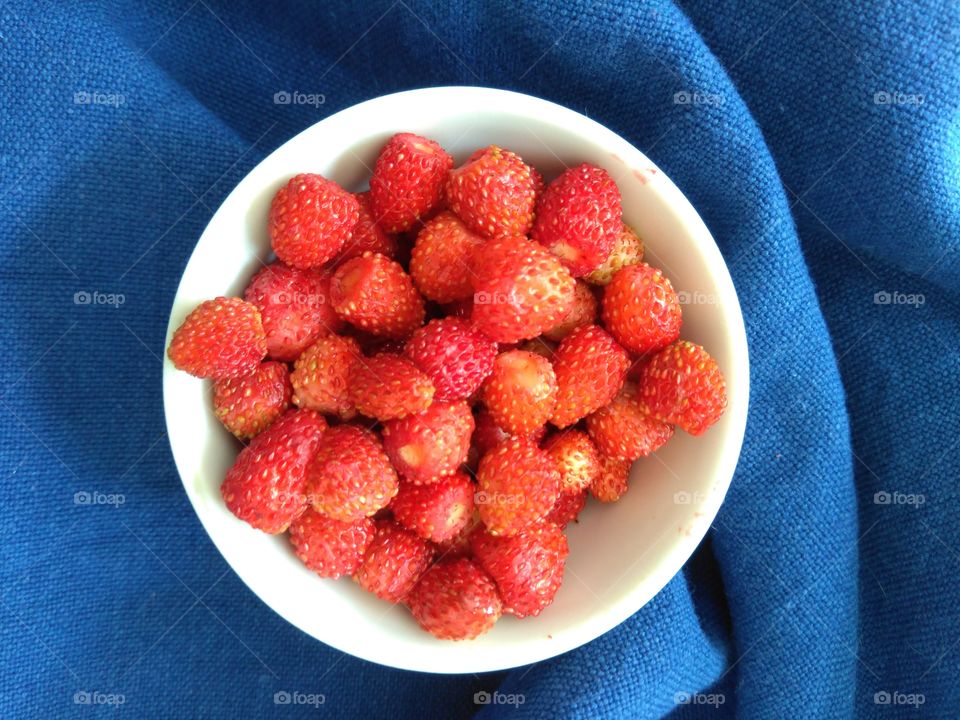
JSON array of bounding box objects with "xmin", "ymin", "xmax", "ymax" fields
[{"xmin": 163, "ymin": 85, "xmax": 750, "ymax": 674}]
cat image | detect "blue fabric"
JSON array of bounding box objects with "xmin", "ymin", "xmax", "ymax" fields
[{"xmin": 2, "ymin": 1, "xmax": 957, "ymax": 717}]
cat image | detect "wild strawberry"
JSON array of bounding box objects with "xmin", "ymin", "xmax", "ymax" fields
[
  {"xmin": 636, "ymin": 341, "xmax": 726, "ymax": 435},
  {"xmin": 471, "ymin": 408, "xmax": 547, "ymax": 459},
  {"xmin": 335, "ymin": 192, "xmax": 399, "ymax": 264},
  {"xmin": 476, "ymin": 437, "xmax": 560, "ymax": 536},
  {"xmin": 545, "ymin": 490, "xmax": 587, "ymax": 528},
  {"xmin": 584, "ymin": 223, "xmax": 644, "ymax": 286},
  {"xmin": 471, "ymin": 523, "xmax": 568, "ymax": 617},
  {"xmin": 330, "ymin": 252, "xmax": 425, "ymax": 338},
  {"xmin": 433, "ymin": 512, "xmax": 483, "ymax": 560},
  {"xmin": 601, "ymin": 263, "xmax": 681, "ymax": 355},
  {"xmin": 269, "ymin": 173, "xmax": 359, "ymax": 269},
  {"xmin": 543, "ymin": 280, "xmax": 598, "ymax": 341},
  {"xmin": 244, "ymin": 262, "xmax": 342, "ymax": 361},
  {"xmin": 288, "ymin": 509, "xmax": 375, "ymax": 578},
  {"xmin": 382, "ymin": 401, "xmax": 474, "ymax": 484},
  {"xmin": 590, "ymin": 455, "xmax": 631, "ymax": 502},
  {"xmin": 354, "ymin": 520, "xmax": 435, "ymax": 603},
  {"xmin": 550, "ymin": 325, "xmax": 629, "ymax": 428},
  {"xmin": 403, "ymin": 318, "xmax": 497, "ymax": 401},
  {"xmin": 168, "ymin": 297, "xmax": 266, "ymax": 379},
  {"xmin": 348, "ymin": 354, "xmax": 435, "ymax": 421},
  {"xmin": 390, "ymin": 471, "xmax": 475, "ymax": 543},
  {"xmin": 542, "ymin": 430, "xmax": 600, "ymax": 494},
  {"xmin": 290, "ymin": 334, "xmax": 362, "ymax": 419},
  {"xmin": 586, "ymin": 381, "xmax": 675, "ymax": 460},
  {"xmin": 369, "ymin": 133, "xmax": 453, "ymax": 232},
  {"xmin": 470, "ymin": 236, "xmax": 575, "ymax": 343},
  {"xmin": 532, "ymin": 163, "xmax": 621, "ymax": 277},
  {"xmin": 306, "ymin": 425, "xmax": 399, "ymax": 521},
  {"xmin": 409, "ymin": 211, "xmax": 484, "ymax": 303},
  {"xmin": 212, "ymin": 361, "xmax": 292, "ymax": 439},
  {"xmin": 220, "ymin": 409, "xmax": 327, "ymax": 533},
  {"xmin": 407, "ymin": 558, "xmax": 502, "ymax": 640},
  {"xmin": 446, "ymin": 145, "xmax": 541, "ymax": 239},
  {"xmin": 482, "ymin": 350, "xmax": 557, "ymax": 435}
]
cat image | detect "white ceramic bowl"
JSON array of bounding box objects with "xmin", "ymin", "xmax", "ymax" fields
[{"xmin": 163, "ymin": 87, "xmax": 749, "ymax": 674}]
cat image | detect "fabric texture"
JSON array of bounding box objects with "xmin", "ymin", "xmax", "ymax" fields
[{"xmin": 1, "ymin": 1, "xmax": 958, "ymax": 717}]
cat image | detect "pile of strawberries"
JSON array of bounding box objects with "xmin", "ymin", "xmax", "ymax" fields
[{"xmin": 167, "ymin": 132, "xmax": 726, "ymax": 641}]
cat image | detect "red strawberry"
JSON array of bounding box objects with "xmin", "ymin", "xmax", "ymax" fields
[
  {"xmin": 382, "ymin": 401, "xmax": 475, "ymax": 484},
  {"xmin": 590, "ymin": 455, "xmax": 631, "ymax": 502},
  {"xmin": 543, "ymin": 280, "xmax": 598, "ymax": 341},
  {"xmin": 532, "ymin": 163, "xmax": 621, "ymax": 277},
  {"xmin": 336, "ymin": 192, "xmax": 399, "ymax": 264},
  {"xmin": 601, "ymin": 263, "xmax": 681, "ymax": 355},
  {"xmin": 213, "ymin": 361, "xmax": 292, "ymax": 439},
  {"xmin": 542, "ymin": 430, "xmax": 600, "ymax": 494},
  {"xmin": 269, "ymin": 173, "xmax": 359, "ymax": 269},
  {"xmin": 586, "ymin": 381, "xmax": 675, "ymax": 460},
  {"xmin": 168, "ymin": 297, "xmax": 266, "ymax": 379},
  {"xmin": 330, "ymin": 252, "xmax": 425, "ymax": 338},
  {"xmin": 471, "ymin": 523, "xmax": 568, "ymax": 617},
  {"xmin": 471, "ymin": 408, "xmax": 547, "ymax": 458},
  {"xmin": 433, "ymin": 512, "xmax": 483, "ymax": 560},
  {"xmin": 244, "ymin": 262, "xmax": 342, "ymax": 361},
  {"xmin": 545, "ymin": 490, "xmax": 587, "ymax": 528},
  {"xmin": 476, "ymin": 437, "xmax": 560, "ymax": 536},
  {"xmin": 369, "ymin": 133, "xmax": 453, "ymax": 232},
  {"xmin": 482, "ymin": 350, "xmax": 557, "ymax": 435},
  {"xmin": 407, "ymin": 558, "xmax": 502, "ymax": 640},
  {"xmin": 390, "ymin": 471, "xmax": 475, "ymax": 543},
  {"xmin": 470, "ymin": 236, "xmax": 576, "ymax": 343},
  {"xmin": 220, "ymin": 409, "xmax": 327, "ymax": 533},
  {"xmin": 306, "ymin": 425, "xmax": 399, "ymax": 521},
  {"xmin": 550, "ymin": 325, "xmax": 629, "ymax": 428},
  {"xmin": 446, "ymin": 145, "xmax": 541, "ymax": 239},
  {"xmin": 288, "ymin": 509, "xmax": 375, "ymax": 578},
  {"xmin": 409, "ymin": 211, "xmax": 484, "ymax": 303},
  {"xmin": 636, "ymin": 341, "xmax": 726, "ymax": 435},
  {"xmin": 584, "ymin": 223, "xmax": 644, "ymax": 286},
  {"xmin": 290, "ymin": 334, "xmax": 362, "ymax": 418},
  {"xmin": 348, "ymin": 354, "xmax": 435, "ymax": 420},
  {"xmin": 403, "ymin": 317, "xmax": 497, "ymax": 401},
  {"xmin": 354, "ymin": 520, "xmax": 435, "ymax": 603}
]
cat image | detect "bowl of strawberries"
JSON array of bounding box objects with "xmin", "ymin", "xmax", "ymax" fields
[{"xmin": 163, "ymin": 87, "xmax": 748, "ymax": 673}]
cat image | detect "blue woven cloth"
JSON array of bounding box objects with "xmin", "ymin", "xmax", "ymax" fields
[{"xmin": 2, "ymin": 1, "xmax": 958, "ymax": 717}]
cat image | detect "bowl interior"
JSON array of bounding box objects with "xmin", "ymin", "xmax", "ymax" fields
[{"xmin": 163, "ymin": 87, "xmax": 749, "ymax": 674}]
